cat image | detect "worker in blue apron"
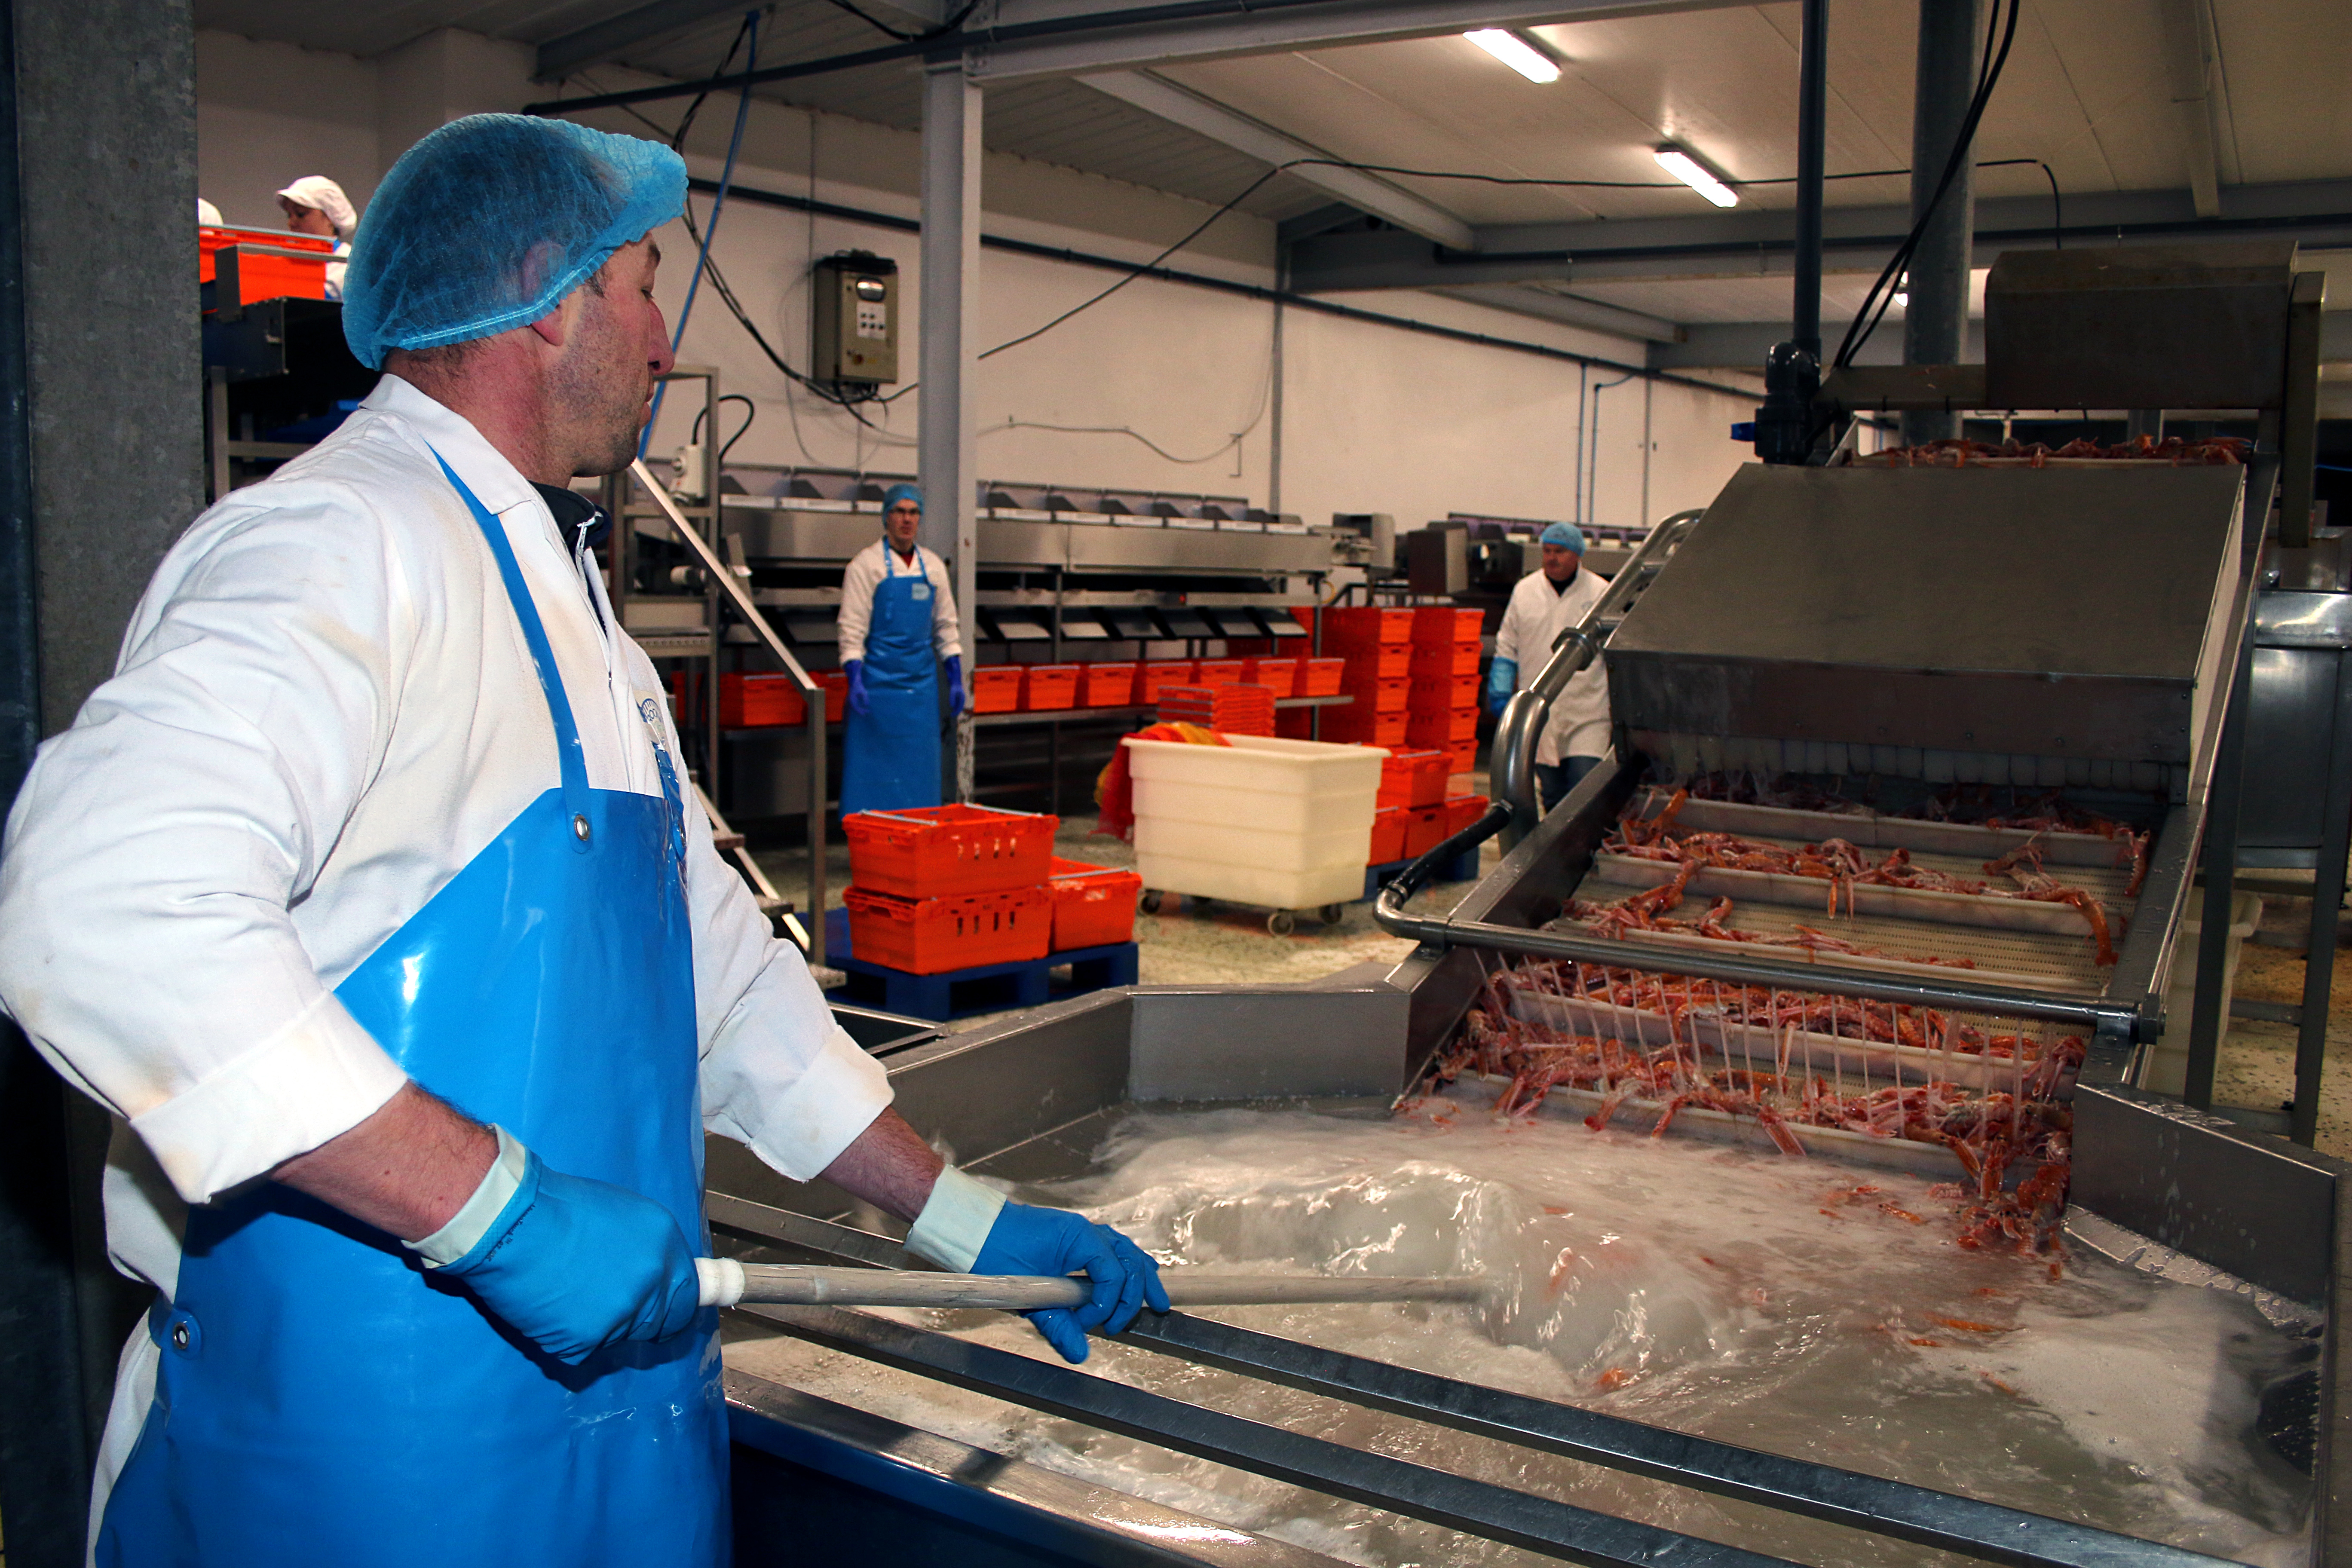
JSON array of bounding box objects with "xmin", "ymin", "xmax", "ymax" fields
[
  {"xmin": 839, "ymin": 484, "xmax": 965, "ymax": 815},
  {"xmin": 0, "ymin": 113, "xmax": 1161, "ymax": 1568}
]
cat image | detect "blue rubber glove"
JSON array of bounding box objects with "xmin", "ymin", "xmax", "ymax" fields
[
  {"xmin": 972, "ymin": 1201, "xmax": 1167, "ymax": 1363},
  {"xmin": 439, "ymin": 1152, "xmax": 702, "ymax": 1364},
  {"xmin": 943, "ymin": 654, "xmax": 967, "ymax": 716},
  {"xmin": 845, "ymin": 658, "xmax": 870, "ymax": 717},
  {"xmin": 1485, "ymin": 656, "xmax": 1519, "ymax": 715}
]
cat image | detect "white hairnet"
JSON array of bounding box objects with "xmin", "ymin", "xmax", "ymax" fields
[
  {"xmin": 276, "ymin": 176, "xmax": 358, "ymax": 241},
  {"xmin": 197, "ymin": 197, "xmax": 223, "ymax": 226}
]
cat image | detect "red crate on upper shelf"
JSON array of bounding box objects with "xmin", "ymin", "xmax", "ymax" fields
[
  {"xmin": 842, "ymin": 885, "xmax": 1051, "ymax": 974},
  {"xmin": 1378, "ymin": 749, "xmax": 1452, "ymax": 808},
  {"xmin": 1409, "ymin": 642, "xmax": 1481, "ymax": 680},
  {"xmin": 1192, "ymin": 658, "xmax": 1245, "ymax": 688},
  {"xmin": 970, "ymin": 666, "xmax": 1023, "ymax": 714},
  {"xmin": 1047, "ymin": 857, "xmax": 1143, "ymax": 950},
  {"xmin": 1241, "ymin": 656, "xmax": 1298, "ymax": 697},
  {"xmin": 1369, "ymin": 805, "xmax": 1408, "ymax": 865},
  {"xmin": 1136, "ymin": 659, "xmax": 1197, "ymax": 702},
  {"xmin": 1411, "ymin": 606, "xmax": 1484, "ymax": 646},
  {"xmin": 1323, "ymin": 606, "xmax": 1412, "ymax": 648},
  {"xmin": 1299, "ymin": 657, "xmax": 1345, "ymax": 696},
  {"xmin": 1405, "ymin": 706, "xmax": 1479, "ymax": 746},
  {"xmin": 1081, "ymin": 661, "xmax": 1139, "ymax": 707},
  {"xmin": 1021, "ymin": 664, "xmax": 1082, "ymax": 711},
  {"xmin": 843, "ymin": 802, "xmax": 1058, "ymax": 897}
]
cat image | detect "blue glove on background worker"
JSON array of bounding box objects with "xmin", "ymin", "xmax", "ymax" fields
[
  {"xmin": 845, "ymin": 654, "xmax": 965, "ymax": 717},
  {"xmin": 1485, "ymin": 656, "xmax": 1518, "ymax": 714}
]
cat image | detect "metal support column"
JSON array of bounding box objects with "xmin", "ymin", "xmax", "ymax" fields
[
  {"xmin": 1792, "ymin": 0, "xmax": 1827, "ymax": 361},
  {"xmin": 2184, "ymin": 624, "xmax": 2256, "ymax": 1109},
  {"xmin": 2290, "ymin": 648, "xmax": 2352, "ymax": 1145},
  {"xmin": 1902, "ymin": 0, "xmax": 1983, "ymax": 448},
  {"xmin": 919, "ymin": 59, "xmax": 981, "ymax": 803}
]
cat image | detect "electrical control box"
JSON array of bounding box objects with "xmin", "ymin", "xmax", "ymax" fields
[{"xmin": 811, "ymin": 251, "xmax": 898, "ymax": 386}]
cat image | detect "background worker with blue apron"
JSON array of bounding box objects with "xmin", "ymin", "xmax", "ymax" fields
[
  {"xmin": 839, "ymin": 484, "xmax": 965, "ymax": 815},
  {"xmin": 0, "ymin": 113, "xmax": 1158, "ymax": 1568}
]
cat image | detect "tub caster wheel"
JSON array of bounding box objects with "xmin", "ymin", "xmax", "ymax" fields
[
  {"xmin": 1267, "ymin": 910, "xmax": 1296, "ymax": 936},
  {"xmin": 1141, "ymin": 890, "xmax": 1163, "ymax": 913},
  {"xmin": 1319, "ymin": 903, "xmax": 1345, "ymax": 925}
]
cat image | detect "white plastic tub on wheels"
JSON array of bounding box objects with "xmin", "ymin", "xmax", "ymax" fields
[{"xmin": 1125, "ymin": 733, "xmax": 1387, "ymax": 933}]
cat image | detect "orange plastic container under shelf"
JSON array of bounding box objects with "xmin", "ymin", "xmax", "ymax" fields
[
  {"xmin": 1369, "ymin": 805, "xmax": 1408, "ymax": 865},
  {"xmin": 1081, "ymin": 661, "xmax": 1139, "ymax": 707},
  {"xmin": 1299, "ymin": 657, "xmax": 1344, "ymax": 696},
  {"xmin": 1136, "ymin": 660, "xmax": 1198, "ymax": 702},
  {"xmin": 1411, "ymin": 606, "xmax": 1484, "ymax": 646},
  {"xmin": 842, "ymin": 885, "xmax": 1051, "ymax": 974},
  {"xmin": 1240, "ymin": 656, "xmax": 1298, "ymax": 697},
  {"xmin": 843, "ymin": 803, "xmax": 1058, "ymax": 897},
  {"xmin": 1378, "ymin": 749, "xmax": 1452, "ymax": 808},
  {"xmin": 970, "ymin": 666, "xmax": 1022, "ymax": 713},
  {"xmin": 1047, "ymin": 857, "xmax": 1143, "ymax": 950},
  {"xmin": 1192, "ymin": 658, "xmax": 1245, "ymax": 688},
  {"xmin": 1402, "ymin": 803, "xmax": 1450, "ymax": 858},
  {"xmin": 1409, "ymin": 643, "xmax": 1481, "ymax": 680},
  {"xmin": 1406, "ymin": 707, "xmax": 1479, "ymax": 746},
  {"xmin": 1021, "ymin": 664, "xmax": 1082, "ymax": 711},
  {"xmin": 1323, "ymin": 707, "xmax": 1406, "ymax": 748}
]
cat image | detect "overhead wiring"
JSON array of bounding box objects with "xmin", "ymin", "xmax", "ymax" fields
[{"xmin": 820, "ymin": 0, "xmax": 983, "ymax": 43}]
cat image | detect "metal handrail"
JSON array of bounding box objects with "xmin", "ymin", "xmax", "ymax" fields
[
  {"xmin": 631, "ymin": 460, "xmax": 829, "ymax": 968},
  {"xmin": 1492, "ymin": 508, "xmax": 1703, "ymax": 847}
]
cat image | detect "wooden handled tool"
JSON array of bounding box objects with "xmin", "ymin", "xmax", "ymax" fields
[{"xmin": 697, "ymin": 1259, "xmax": 1485, "ymax": 1311}]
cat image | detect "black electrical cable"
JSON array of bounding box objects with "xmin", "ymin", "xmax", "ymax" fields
[
  {"xmin": 821, "ymin": 0, "xmax": 982, "ymax": 43},
  {"xmin": 1835, "ymin": 0, "xmax": 2020, "ymax": 371},
  {"xmin": 692, "ymin": 394, "xmax": 759, "ymax": 464}
]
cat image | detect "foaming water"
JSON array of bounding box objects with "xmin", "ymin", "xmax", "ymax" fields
[{"xmin": 728, "ymin": 1098, "xmax": 2315, "ymax": 1566}]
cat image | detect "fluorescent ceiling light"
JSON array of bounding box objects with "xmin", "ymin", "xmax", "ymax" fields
[
  {"xmin": 1653, "ymin": 145, "xmax": 1738, "ymax": 208},
  {"xmin": 1464, "ymin": 29, "xmax": 1560, "ymax": 84}
]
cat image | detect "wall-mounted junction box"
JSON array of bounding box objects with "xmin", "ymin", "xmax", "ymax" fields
[{"xmin": 812, "ymin": 251, "xmax": 898, "ymax": 386}]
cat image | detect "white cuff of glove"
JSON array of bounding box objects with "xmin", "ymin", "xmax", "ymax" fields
[
  {"xmin": 402, "ymin": 1125, "xmax": 528, "ymax": 1268},
  {"xmin": 904, "ymin": 1164, "xmax": 1007, "ymax": 1272}
]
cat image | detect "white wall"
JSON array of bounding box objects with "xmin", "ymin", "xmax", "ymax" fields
[{"xmin": 194, "ymin": 25, "xmax": 1759, "ymax": 533}]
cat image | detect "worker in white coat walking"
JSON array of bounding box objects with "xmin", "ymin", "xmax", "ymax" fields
[
  {"xmin": 0, "ymin": 114, "xmax": 1160, "ymax": 1568},
  {"xmin": 1488, "ymin": 521, "xmax": 1611, "ymax": 813}
]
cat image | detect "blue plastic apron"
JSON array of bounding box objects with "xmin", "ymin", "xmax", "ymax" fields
[
  {"xmin": 839, "ymin": 547, "xmax": 941, "ymax": 815},
  {"xmin": 95, "ymin": 454, "xmax": 724, "ymax": 1568}
]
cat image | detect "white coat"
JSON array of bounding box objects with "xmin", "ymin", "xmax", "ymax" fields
[
  {"xmin": 0, "ymin": 376, "xmax": 893, "ymax": 1492},
  {"xmin": 837, "ymin": 538, "xmax": 962, "ymax": 665},
  {"xmin": 1493, "ymin": 563, "xmax": 1612, "ymax": 765}
]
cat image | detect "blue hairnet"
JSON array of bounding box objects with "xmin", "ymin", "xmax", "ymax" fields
[
  {"xmin": 1540, "ymin": 521, "xmax": 1586, "ymax": 553},
  {"xmin": 342, "ymin": 114, "xmax": 686, "ymax": 370},
  {"xmin": 882, "ymin": 484, "xmax": 923, "ymax": 515}
]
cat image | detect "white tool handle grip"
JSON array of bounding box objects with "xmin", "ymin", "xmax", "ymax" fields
[{"xmin": 697, "ymin": 1256, "xmax": 747, "ymax": 1308}]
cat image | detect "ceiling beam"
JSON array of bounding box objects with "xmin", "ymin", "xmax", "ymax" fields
[
  {"xmin": 970, "ymin": 0, "xmax": 1745, "ymax": 84},
  {"xmin": 2156, "ymin": 0, "xmax": 2223, "ymax": 219},
  {"xmin": 1432, "ymin": 284, "xmax": 1682, "ymax": 343},
  {"xmin": 536, "ymin": 0, "xmax": 949, "ymax": 81},
  {"xmin": 1288, "ymin": 178, "xmax": 2352, "ymax": 290},
  {"xmin": 1650, "ymin": 319, "xmax": 1985, "ymax": 371},
  {"xmin": 1081, "ymin": 71, "xmax": 1474, "ymax": 249}
]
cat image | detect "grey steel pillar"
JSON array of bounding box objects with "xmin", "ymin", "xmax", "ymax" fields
[
  {"xmin": 919, "ymin": 60, "xmax": 981, "ymax": 802},
  {"xmin": 1901, "ymin": 0, "xmax": 1983, "ymax": 447},
  {"xmin": 0, "ymin": 1, "xmax": 202, "ymax": 1563}
]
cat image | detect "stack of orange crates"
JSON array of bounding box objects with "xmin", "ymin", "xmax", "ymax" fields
[
  {"xmin": 1317, "ymin": 607, "xmax": 1411, "ymax": 748},
  {"xmin": 1405, "ymin": 606, "xmax": 1482, "ymax": 771},
  {"xmin": 1155, "ymin": 683, "xmax": 1276, "ymax": 735},
  {"xmin": 842, "ymin": 805, "xmax": 1058, "ymax": 973}
]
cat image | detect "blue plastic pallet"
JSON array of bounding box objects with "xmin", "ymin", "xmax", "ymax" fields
[
  {"xmin": 1363, "ymin": 844, "xmax": 1479, "ymax": 899},
  {"xmin": 822, "ymin": 908, "xmax": 1139, "ymax": 1022}
]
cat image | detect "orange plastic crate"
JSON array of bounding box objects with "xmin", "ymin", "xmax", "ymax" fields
[
  {"xmin": 1409, "ymin": 643, "xmax": 1481, "ymax": 680},
  {"xmin": 720, "ymin": 672, "xmax": 805, "ymax": 727},
  {"xmin": 1407, "ymin": 674, "xmax": 1476, "ymax": 714},
  {"xmin": 1403, "ymin": 803, "xmax": 1450, "ymax": 858},
  {"xmin": 1193, "ymin": 658, "xmax": 1245, "ymax": 688},
  {"xmin": 1362, "ymin": 675, "xmax": 1411, "ymax": 713},
  {"xmin": 815, "ymin": 671, "xmax": 848, "ymax": 721},
  {"xmin": 1378, "ymin": 749, "xmax": 1452, "ymax": 808},
  {"xmin": 1323, "ymin": 707, "xmax": 1406, "ymax": 747},
  {"xmin": 842, "ymin": 885, "xmax": 1051, "ymax": 974},
  {"xmin": 1342, "ymin": 645, "xmax": 1411, "ymax": 682},
  {"xmin": 1047, "ymin": 856, "xmax": 1143, "ymax": 950},
  {"xmin": 1021, "ymin": 664, "xmax": 1082, "ymax": 711},
  {"xmin": 1445, "ymin": 793, "xmax": 1489, "ymax": 834},
  {"xmin": 1136, "ymin": 660, "xmax": 1197, "ymax": 702},
  {"xmin": 1299, "ymin": 657, "xmax": 1344, "ymax": 696},
  {"xmin": 1081, "ymin": 661, "xmax": 1138, "ymax": 707},
  {"xmin": 1323, "ymin": 607, "xmax": 1412, "ymax": 647},
  {"xmin": 971, "ymin": 666, "xmax": 1022, "ymax": 713},
  {"xmin": 199, "ymin": 225, "xmax": 334, "ymax": 284},
  {"xmin": 1406, "ymin": 706, "xmax": 1479, "ymax": 746},
  {"xmin": 1369, "ymin": 805, "xmax": 1408, "ymax": 865},
  {"xmin": 1240, "ymin": 656, "xmax": 1298, "ymax": 697},
  {"xmin": 843, "ymin": 803, "xmax": 1058, "ymax": 897},
  {"xmin": 1445, "ymin": 738, "xmax": 1478, "ymax": 773},
  {"xmin": 1411, "ymin": 606, "xmax": 1484, "ymax": 646}
]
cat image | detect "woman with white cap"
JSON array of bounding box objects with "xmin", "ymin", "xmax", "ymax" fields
[
  {"xmin": 1488, "ymin": 520, "xmax": 1611, "ymax": 814},
  {"xmin": 274, "ymin": 175, "xmax": 358, "ymax": 298}
]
